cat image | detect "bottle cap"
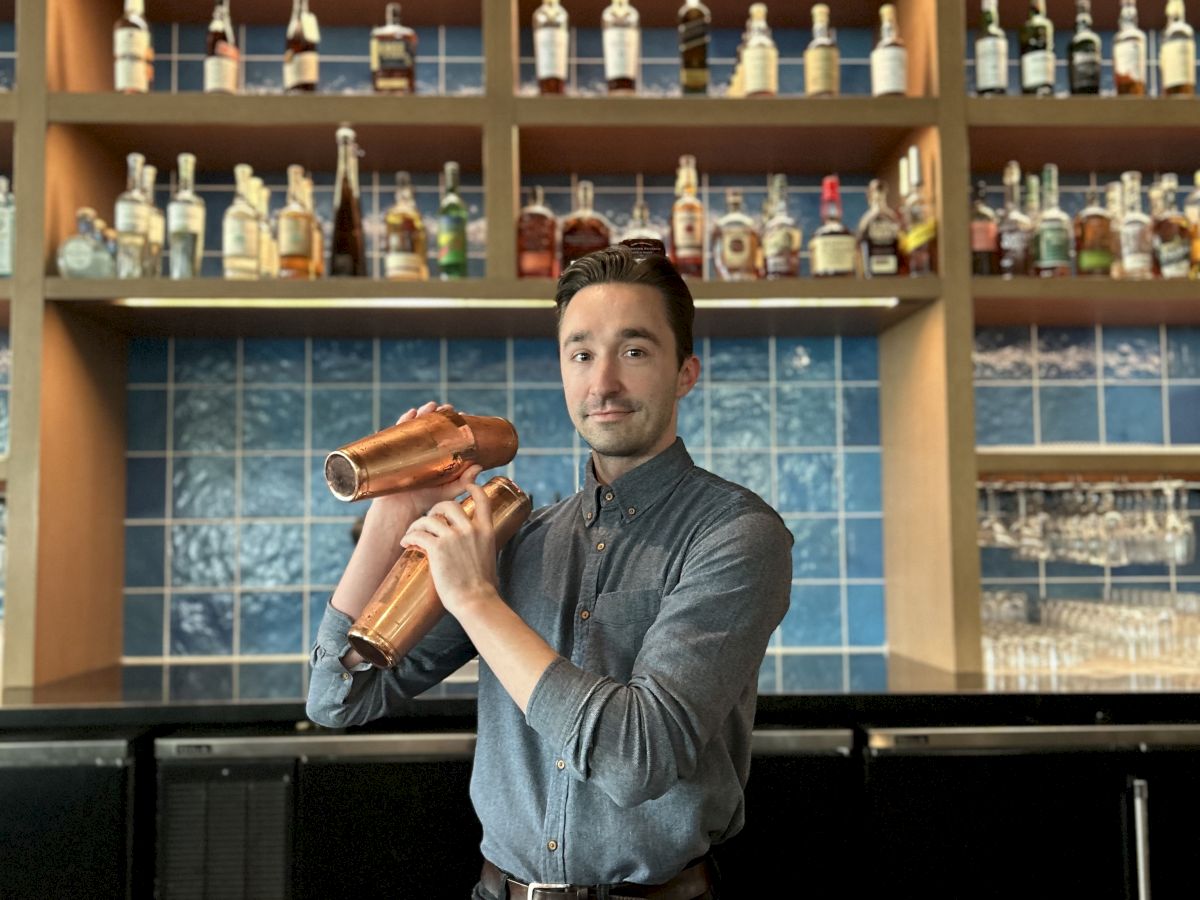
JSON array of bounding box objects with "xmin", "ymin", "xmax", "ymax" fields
[{"xmin": 821, "ymin": 175, "xmax": 841, "ymax": 204}]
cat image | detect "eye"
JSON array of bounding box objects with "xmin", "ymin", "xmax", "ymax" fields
[
  {"xmin": 569, "ymin": 350, "xmax": 592, "ymax": 363},
  {"xmin": 624, "ymin": 347, "xmax": 647, "ymax": 358}
]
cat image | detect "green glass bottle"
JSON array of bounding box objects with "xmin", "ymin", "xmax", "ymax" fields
[{"xmin": 438, "ymin": 161, "xmax": 468, "ymax": 279}]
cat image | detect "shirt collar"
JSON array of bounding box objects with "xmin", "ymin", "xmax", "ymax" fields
[{"xmin": 581, "ymin": 438, "xmax": 694, "ymax": 527}]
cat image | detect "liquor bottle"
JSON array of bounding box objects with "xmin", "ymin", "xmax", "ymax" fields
[
  {"xmin": 1020, "ymin": 0, "xmax": 1055, "ymax": 96},
  {"xmin": 114, "ymin": 0, "xmax": 151, "ymax": 94},
  {"xmin": 805, "ymin": 4, "xmax": 840, "ymax": 97},
  {"xmin": 970, "ymin": 180, "xmax": 1000, "ymax": 275},
  {"xmin": 602, "ymin": 0, "xmax": 641, "ymax": 95},
  {"xmin": 711, "ymin": 189, "xmax": 759, "ymax": 281},
  {"xmin": 743, "ymin": 4, "xmax": 778, "ymax": 98},
  {"xmin": 762, "ymin": 173, "xmax": 802, "ymax": 279},
  {"xmin": 0, "ymin": 176, "xmax": 12, "ymax": 278},
  {"xmin": 871, "ymin": 4, "xmax": 907, "ymax": 97},
  {"xmin": 809, "ymin": 175, "xmax": 856, "ymax": 278},
  {"xmin": 205, "ymin": 1, "xmax": 239, "ymax": 94},
  {"xmin": 1074, "ymin": 175, "xmax": 1112, "ymax": 277},
  {"xmin": 141, "ymin": 163, "xmax": 164, "ymax": 278},
  {"xmin": 671, "ymin": 155, "xmax": 704, "ymax": 278},
  {"xmin": 1106, "ymin": 180, "xmax": 1126, "ymax": 277},
  {"xmin": 1069, "ymin": 1, "xmax": 1101, "ymax": 94},
  {"xmin": 561, "ymin": 180, "xmax": 612, "ymax": 271},
  {"xmin": 305, "ymin": 175, "xmax": 326, "ymax": 278},
  {"xmin": 1113, "ymin": 0, "xmax": 1147, "ymax": 94},
  {"xmin": 621, "ymin": 184, "xmax": 663, "ymax": 246},
  {"xmin": 1160, "ymin": 0, "xmax": 1197, "ymax": 95},
  {"xmin": 976, "ymin": 0, "xmax": 1009, "ymax": 95},
  {"xmin": 1025, "ymin": 172, "xmax": 1041, "ymax": 248},
  {"xmin": 516, "ymin": 185, "xmax": 557, "ymax": 279},
  {"xmin": 250, "ymin": 177, "xmax": 277, "ymax": 280},
  {"xmin": 223, "ymin": 163, "xmax": 260, "ymax": 280},
  {"xmin": 1186, "ymin": 171, "xmax": 1200, "ymax": 277},
  {"xmin": 1119, "ymin": 170, "xmax": 1155, "ymax": 279},
  {"xmin": 998, "ymin": 161, "xmax": 1033, "ymax": 277},
  {"xmin": 278, "ymin": 165, "xmax": 315, "ymax": 279},
  {"xmin": 284, "ymin": 0, "xmax": 320, "ymax": 93},
  {"xmin": 330, "ymin": 127, "xmax": 366, "ymax": 277},
  {"xmin": 857, "ymin": 178, "xmax": 903, "ymax": 278},
  {"xmin": 1153, "ymin": 173, "xmax": 1192, "ymax": 277},
  {"xmin": 115, "ymin": 152, "xmax": 148, "ymax": 279},
  {"xmin": 1034, "ymin": 164, "xmax": 1072, "ymax": 277},
  {"xmin": 534, "ymin": 0, "xmax": 570, "ymax": 95},
  {"xmin": 901, "ymin": 146, "xmax": 936, "ymax": 275},
  {"xmin": 386, "ymin": 171, "xmax": 429, "ymax": 281},
  {"xmin": 58, "ymin": 209, "xmax": 116, "ymax": 278},
  {"xmin": 678, "ymin": 0, "xmax": 711, "ymax": 95},
  {"xmin": 437, "ymin": 161, "xmax": 469, "ymax": 279},
  {"xmin": 167, "ymin": 153, "xmax": 206, "ymax": 280},
  {"xmin": 371, "ymin": 3, "xmax": 418, "ymax": 94}
]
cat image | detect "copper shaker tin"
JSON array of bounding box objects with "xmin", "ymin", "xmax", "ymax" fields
[
  {"xmin": 324, "ymin": 410, "xmax": 519, "ymax": 502},
  {"xmin": 347, "ymin": 476, "xmax": 533, "ymax": 668}
]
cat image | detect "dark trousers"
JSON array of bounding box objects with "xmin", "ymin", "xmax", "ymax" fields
[{"xmin": 470, "ymin": 857, "xmax": 722, "ymax": 900}]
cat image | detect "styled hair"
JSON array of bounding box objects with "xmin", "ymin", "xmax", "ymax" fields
[{"xmin": 554, "ymin": 245, "xmax": 695, "ymax": 368}]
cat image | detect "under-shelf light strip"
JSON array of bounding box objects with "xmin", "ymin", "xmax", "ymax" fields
[{"xmin": 111, "ymin": 297, "xmax": 901, "ymax": 310}]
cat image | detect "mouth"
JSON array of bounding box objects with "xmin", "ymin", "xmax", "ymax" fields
[{"xmin": 586, "ymin": 409, "xmax": 633, "ymax": 422}]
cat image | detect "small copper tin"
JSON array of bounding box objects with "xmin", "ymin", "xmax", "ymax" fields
[{"xmin": 347, "ymin": 476, "xmax": 533, "ymax": 668}]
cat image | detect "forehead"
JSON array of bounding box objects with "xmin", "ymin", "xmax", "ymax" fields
[{"xmin": 558, "ymin": 282, "xmax": 673, "ymax": 341}]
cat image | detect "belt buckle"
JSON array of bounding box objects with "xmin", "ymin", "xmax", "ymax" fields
[{"xmin": 526, "ymin": 882, "xmax": 573, "ymax": 900}]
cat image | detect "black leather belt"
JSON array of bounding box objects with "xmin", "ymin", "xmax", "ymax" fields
[{"xmin": 480, "ymin": 858, "xmax": 713, "ymax": 900}]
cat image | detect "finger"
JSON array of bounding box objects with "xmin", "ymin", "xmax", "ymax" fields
[
  {"xmin": 463, "ymin": 482, "xmax": 494, "ymax": 533},
  {"xmin": 436, "ymin": 403, "xmax": 456, "ymax": 412},
  {"xmin": 455, "ymin": 464, "xmax": 484, "ymax": 493},
  {"xmin": 406, "ymin": 513, "xmax": 452, "ymax": 540},
  {"xmin": 430, "ymin": 500, "xmax": 473, "ymax": 533},
  {"xmin": 395, "ymin": 407, "xmax": 418, "ymax": 424},
  {"xmin": 415, "ymin": 400, "xmax": 440, "ymax": 417}
]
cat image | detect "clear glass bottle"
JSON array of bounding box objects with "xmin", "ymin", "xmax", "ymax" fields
[
  {"xmin": 805, "ymin": 4, "xmax": 840, "ymax": 97},
  {"xmin": 902, "ymin": 146, "xmax": 936, "ymax": 275},
  {"xmin": 438, "ymin": 161, "xmax": 469, "ymax": 279},
  {"xmin": 0, "ymin": 176, "xmax": 13, "ymax": 278},
  {"xmin": 1186, "ymin": 170, "xmax": 1200, "ymax": 277},
  {"xmin": 1153, "ymin": 173, "xmax": 1192, "ymax": 277},
  {"xmin": 1020, "ymin": 0, "xmax": 1055, "ymax": 95},
  {"xmin": 114, "ymin": 152, "xmax": 148, "ymax": 279},
  {"xmin": 621, "ymin": 184, "xmax": 663, "ymax": 246},
  {"xmin": 809, "ymin": 175, "xmax": 856, "ymax": 277},
  {"xmin": 742, "ymin": 3, "xmax": 778, "ymax": 98},
  {"xmin": 330, "ymin": 126, "xmax": 366, "ymax": 277},
  {"xmin": 1161, "ymin": 0, "xmax": 1197, "ymax": 96},
  {"xmin": 305, "ymin": 175, "xmax": 325, "ymax": 278},
  {"xmin": 561, "ymin": 180, "xmax": 612, "ymax": 271},
  {"xmin": 1119, "ymin": 170, "xmax": 1155, "ymax": 279},
  {"xmin": 284, "ymin": 0, "xmax": 320, "ymax": 93},
  {"xmin": 1114, "ymin": 0, "xmax": 1147, "ymax": 95},
  {"xmin": 372, "ymin": 3, "xmax": 417, "ymax": 95},
  {"xmin": 998, "ymin": 160, "xmax": 1033, "ymax": 277},
  {"xmin": 858, "ymin": 178, "xmax": 903, "ymax": 278},
  {"xmin": 678, "ymin": 0, "xmax": 711, "ymax": 95},
  {"xmin": 602, "ymin": 0, "xmax": 641, "ymax": 95},
  {"xmin": 205, "ymin": 1, "xmax": 239, "ymax": 94},
  {"xmin": 970, "ymin": 180, "xmax": 1000, "ymax": 276},
  {"xmin": 252, "ymin": 177, "xmax": 278, "ymax": 280},
  {"xmin": 167, "ymin": 153, "xmax": 205, "ymax": 279},
  {"xmin": 671, "ymin": 155, "xmax": 704, "ymax": 278},
  {"xmin": 223, "ymin": 163, "xmax": 260, "ymax": 280},
  {"xmin": 976, "ymin": 0, "xmax": 1009, "ymax": 95},
  {"xmin": 114, "ymin": 0, "xmax": 151, "ymax": 94},
  {"xmin": 762, "ymin": 173, "xmax": 802, "ymax": 279},
  {"xmin": 386, "ymin": 171, "xmax": 429, "ymax": 281},
  {"xmin": 1074, "ymin": 175, "xmax": 1113, "ymax": 277},
  {"xmin": 1034, "ymin": 164, "xmax": 1072, "ymax": 277},
  {"xmin": 141, "ymin": 163, "xmax": 164, "ymax": 277},
  {"xmin": 534, "ymin": 0, "xmax": 570, "ymax": 95},
  {"xmin": 1069, "ymin": 1, "xmax": 1102, "ymax": 94},
  {"xmin": 711, "ymin": 189, "xmax": 759, "ymax": 281},
  {"xmin": 1106, "ymin": 180, "xmax": 1126, "ymax": 277},
  {"xmin": 58, "ymin": 208, "xmax": 115, "ymax": 278},
  {"xmin": 871, "ymin": 4, "xmax": 907, "ymax": 97},
  {"xmin": 278, "ymin": 165, "xmax": 315, "ymax": 280},
  {"xmin": 517, "ymin": 185, "xmax": 557, "ymax": 279}
]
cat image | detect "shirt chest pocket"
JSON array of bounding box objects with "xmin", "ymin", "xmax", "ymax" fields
[{"xmin": 586, "ymin": 588, "xmax": 662, "ymax": 682}]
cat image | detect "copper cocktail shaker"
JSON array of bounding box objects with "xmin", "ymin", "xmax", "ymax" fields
[
  {"xmin": 324, "ymin": 410, "xmax": 518, "ymax": 502},
  {"xmin": 347, "ymin": 476, "xmax": 533, "ymax": 668}
]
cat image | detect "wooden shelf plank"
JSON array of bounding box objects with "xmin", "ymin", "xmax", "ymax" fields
[
  {"xmin": 115, "ymin": 0, "xmax": 480, "ymax": 27},
  {"xmin": 981, "ymin": 2, "xmax": 1169, "ymax": 30},
  {"xmin": 978, "ymin": 447, "xmax": 1200, "ymax": 477},
  {"xmin": 973, "ymin": 278, "xmax": 1200, "ymax": 326},
  {"xmin": 0, "ymin": 92, "xmax": 14, "ymax": 122},
  {"xmin": 0, "ymin": 455, "xmax": 7, "ymax": 486},
  {"xmin": 967, "ymin": 96, "xmax": 1200, "ymax": 129}
]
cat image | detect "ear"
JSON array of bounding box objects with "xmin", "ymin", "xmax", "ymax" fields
[{"xmin": 676, "ymin": 354, "xmax": 701, "ymax": 399}]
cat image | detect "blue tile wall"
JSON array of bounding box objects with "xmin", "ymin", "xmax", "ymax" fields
[{"xmin": 124, "ymin": 334, "xmax": 886, "ymax": 695}]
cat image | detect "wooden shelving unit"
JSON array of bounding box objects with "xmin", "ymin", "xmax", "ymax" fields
[
  {"xmin": 974, "ymin": 278, "xmax": 1200, "ymax": 326},
  {"xmin": 978, "ymin": 448, "xmax": 1200, "ymax": 478}
]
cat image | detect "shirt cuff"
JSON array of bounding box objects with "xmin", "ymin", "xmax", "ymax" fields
[
  {"xmin": 524, "ymin": 655, "xmax": 607, "ymax": 746},
  {"xmin": 310, "ymin": 599, "xmax": 375, "ymax": 674}
]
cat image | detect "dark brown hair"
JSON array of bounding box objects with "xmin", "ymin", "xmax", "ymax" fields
[{"xmin": 554, "ymin": 245, "xmax": 695, "ymax": 368}]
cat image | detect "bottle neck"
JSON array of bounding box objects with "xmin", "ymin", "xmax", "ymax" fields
[
  {"xmin": 880, "ymin": 11, "xmax": 897, "ymax": 42},
  {"xmin": 126, "ymin": 159, "xmax": 143, "ymax": 194},
  {"xmin": 576, "ymin": 183, "xmax": 593, "ymax": 213},
  {"xmin": 1124, "ymin": 180, "xmax": 1143, "ymax": 215},
  {"xmin": 387, "ymin": 4, "xmax": 402, "ymax": 27},
  {"xmin": 1120, "ymin": 1, "xmax": 1138, "ymax": 27},
  {"xmin": 178, "ymin": 161, "xmax": 195, "ymax": 195}
]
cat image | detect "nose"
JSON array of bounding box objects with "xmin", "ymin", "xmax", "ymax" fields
[{"xmin": 589, "ymin": 353, "xmax": 623, "ymax": 400}]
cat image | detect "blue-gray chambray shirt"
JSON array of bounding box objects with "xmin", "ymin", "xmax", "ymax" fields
[{"xmin": 307, "ymin": 439, "xmax": 793, "ymax": 885}]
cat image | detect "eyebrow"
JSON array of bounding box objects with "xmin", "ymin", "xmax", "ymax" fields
[{"xmin": 563, "ymin": 327, "xmax": 663, "ymax": 347}]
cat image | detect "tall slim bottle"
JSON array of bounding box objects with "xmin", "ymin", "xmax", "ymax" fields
[
  {"xmin": 858, "ymin": 179, "xmax": 903, "ymax": 278},
  {"xmin": 1106, "ymin": 181, "xmax": 1126, "ymax": 277},
  {"xmin": 762, "ymin": 173, "xmax": 802, "ymax": 279},
  {"xmin": 1034, "ymin": 164, "xmax": 1072, "ymax": 277},
  {"xmin": 1153, "ymin": 173, "xmax": 1192, "ymax": 277},
  {"xmin": 1020, "ymin": 0, "xmax": 1055, "ymax": 95},
  {"xmin": 1161, "ymin": 0, "xmax": 1197, "ymax": 96},
  {"xmin": 284, "ymin": 0, "xmax": 320, "ymax": 93},
  {"xmin": 1120, "ymin": 170, "xmax": 1155, "ymax": 279},
  {"xmin": 901, "ymin": 146, "xmax": 936, "ymax": 275},
  {"xmin": 386, "ymin": 171, "xmax": 429, "ymax": 281},
  {"xmin": 223, "ymin": 163, "xmax": 260, "ymax": 280},
  {"xmin": 252, "ymin": 177, "xmax": 278, "ymax": 281},
  {"xmin": 805, "ymin": 4, "xmax": 840, "ymax": 97},
  {"xmin": 0, "ymin": 177, "xmax": 13, "ymax": 278},
  {"xmin": 278, "ymin": 165, "xmax": 315, "ymax": 279},
  {"xmin": 871, "ymin": 4, "xmax": 907, "ymax": 97},
  {"xmin": 603, "ymin": 0, "xmax": 641, "ymax": 95},
  {"xmin": 671, "ymin": 154, "xmax": 704, "ymax": 278},
  {"xmin": 742, "ymin": 4, "xmax": 778, "ymax": 98},
  {"xmin": 998, "ymin": 161, "xmax": 1033, "ymax": 277},
  {"xmin": 305, "ymin": 175, "xmax": 325, "ymax": 278},
  {"xmin": 534, "ymin": 0, "xmax": 570, "ymax": 95},
  {"xmin": 1068, "ymin": 1, "xmax": 1102, "ymax": 94},
  {"xmin": 1114, "ymin": 0, "xmax": 1148, "ymax": 94},
  {"xmin": 141, "ymin": 163, "xmax": 164, "ymax": 277},
  {"xmin": 330, "ymin": 126, "xmax": 366, "ymax": 277},
  {"xmin": 970, "ymin": 181, "xmax": 1000, "ymax": 276},
  {"xmin": 438, "ymin": 161, "xmax": 469, "ymax": 279},
  {"xmin": 114, "ymin": 0, "xmax": 151, "ymax": 94},
  {"xmin": 114, "ymin": 152, "xmax": 148, "ymax": 279},
  {"xmin": 976, "ymin": 0, "xmax": 1009, "ymax": 95},
  {"xmin": 678, "ymin": 0, "xmax": 711, "ymax": 95},
  {"xmin": 205, "ymin": 1, "xmax": 239, "ymax": 94},
  {"xmin": 1074, "ymin": 175, "xmax": 1113, "ymax": 277},
  {"xmin": 1186, "ymin": 171, "xmax": 1200, "ymax": 277}
]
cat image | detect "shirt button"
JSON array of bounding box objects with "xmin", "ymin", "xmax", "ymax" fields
[
  {"xmin": 341, "ymin": 673, "xmax": 351, "ymax": 681},
  {"xmin": 580, "ymin": 610, "xmax": 590, "ymax": 620},
  {"xmin": 585, "ymin": 512, "xmax": 593, "ymax": 520},
  {"xmin": 547, "ymin": 840, "xmax": 558, "ymax": 852},
  {"xmin": 556, "ymin": 759, "xmax": 565, "ymax": 770},
  {"xmin": 627, "ymin": 507, "xmax": 636, "ymax": 516},
  {"xmin": 596, "ymin": 542, "xmax": 605, "ymax": 551},
  {"xmin": 604, "ymin": 492, "xmax": 614, "ymax": 502}
]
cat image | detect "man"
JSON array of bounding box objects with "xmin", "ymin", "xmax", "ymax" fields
[{"xmin": 308, "ymin": 246, "xmax": 793, "ymax": 899}]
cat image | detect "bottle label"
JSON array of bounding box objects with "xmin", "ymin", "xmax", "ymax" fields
[
  {"xmin": 438, "ymin": 218, "xmax": 467, "ymax": 266},
  {"xmin": 744, "ymin": 45, "xmax": 779, "ymax": 95},
  {"xmin": 672, "ymin": 207, "xmax": 704, "ymax": 257},
  {"xmin": 971, "ymin": 221, "xmax": 998, "ymax": 252},
  {"xmin": 386, "ymin": 251, "xmax": 425, "ymax": 280},
  {"xmin": 371, "ymin": 39, "xmax": 414, "ymax": 73},
  {"xmin": 115, "ymin": 199, "xmax": 149, "ymax": 234},
  {"xmin": 535, "ymin": 27, "xmax": 568, "ymax": 80},
  {"xmin": 719, "ymin": 224, "xmax": 755, "ymax": 274},
  {"xmin": 114, "ymin": 27, "xmax": 149, "ymax": 59},
  {"xmin": 805, "ymin": 47, "xmax": 839, "ymax": 95},
  {"xmin": 764, "ymin": 226, "xmax": 800, "ymax": 277},
  {"xmin": 870, "ymin": 46, "xmax": 907, "ymax": 96},
  {"xmin": 1020, "ymin": 49, "xmax": 1054, "ymax": 90},
  {"xmin": 223, "ymin": 216, "xmax": 259, "ymax": 258},
  {"xmin": 810, "ymin": 234, "xmax": 855, "ymax": 275},
  {"xmin": 868, "ymin": 251, "xmax": 899, "ymax": 275},
  {"xmin": 1071, "ymin": 50, "xmax": 1101, "ymax": 91},
  {"xmin": 975, "ymin": 36, "xmax": 1008, "ymax": 91},
  {"xmin": 1162, "ymin": 41, "xmax": 1197, "ymax": 90},
  {"xmin": 1077, "ymin": 247, "xmax": 1113, "ymax": 274},
  {"xmin": 0, "ymin": 208, "xmax": 12, "ymax": 276},
  {"xmin": 115, "ymin": 57, "xmax": 149, "ymax": 92},
  {"xmin": 204, "ymin": 52, "xmax": 239, "ymax": 93},
  {"xmin": 679, "ymin": 18, "xmax": 709, "ymax": 53},
  {"xmin": 1036, "ymin": 222, "xmax": 1071, "ymax": 267},
  {"xmin": 284, "ymin": 51, "xmax": 320, "ymax": 89},
  {"xmin": 1157, "ymin": 238, "xmax": 1191, "ymax": 278},
  {"xmin": 603, "ymin": 27, "xmax": 639, "ymax": 81},
  {"xmin": 149, "ymin": 210, "xmax": 165, "ymax": 247},
  {"xmin": 279, "ymin": 216, "xmax": 313, "ymax": 257},
  {"xmin": 900, "ymin": 219, "xmax": 937, "ymax": 255},
  {"xmin": 1122, "ymin": 250, "xmax": 1152, "ymax": 277},
  {"xmin": 168, "ymin": 203, "xmax": 205, "ymax": 236},
  {"xmin": 61, "ymin": 238, "xmax": 95, "ymax": 276},
  {"xmin": 1114, "ymin": 40, "xmax": 1146, "ymax": 80}
]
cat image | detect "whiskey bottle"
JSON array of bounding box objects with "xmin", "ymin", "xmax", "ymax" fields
[
  {"xmin": 141, "ymin": 163, "xmax": 165, "ymax": 278},
  {"xmin": 678, "ymin": 0, "xmax": 711, "ymax": 95},
  {"xmin": 970, "ymin": 180, "xmax": 1000, "ymax": 275},
  {"xmin": 1152, "ymin": 173, "xmax": 1192, "ymax": 277},
  {"xmin": 534, "ymin": 0, "xmax": 570, "ymax": 95},
  {"xmin": 278, "ymin": 165, "xmax": 315, "ymax": 279},
  {"xmin": 386, "ymin": 171, "xmax": 429, "ymax": 281},
  {"xmin": 205, "ymin": 1, "xmax": 239, "ymax": 94},
  {"xmin": 1034, "ymin": 164, "xmax": 1072, "ymax": 277},
  {"xmin": 114, "ymin": 152, "xmax": 148, "ymax": 279},
  {"xmin": 1020, "ymin": 0, "xmax": 1055, "ymax": 96},
  {"xmin": 438, "ymin": 161, "xmax": 469, "ymax": 279},
  {"xmin": 223, "ymin": 163, "xmax": 260, "ymax": 280},
  {"xmin": 712, "ymin": 189, "xmax": 760, "ymax": 281},
  {"xmin": 371, "ymin": 3, "xmax": 418, "ymax": 95},
  {"xmin": 561, "ymin": 180, "xmax": 612, "ymax": 271},
  {"xmin": 284, "ymin": 0, "xmax": 320, "ymax": 93},
  {"xmin": 871, "ymin": 4, "xmax": 907, "ymax": 97},
  {"xmin": 1114, "ymin": 0, "xmax": 1147, "ymax": 94},
  {"xmin": 517, "ymin": 185, "xmax": 557, "ymax": 279},
  {"xmin": 251, "ymin": 177, "xmax": 278, "ymax": 280},
  {"xmin": 805, "ymin": 4, "xmax": 840, "ymax": 97},
  {"xmin": 1106, "ymin": 180, "xmax": 1126, "ymax": 277},
  {"xmin": 0, "ymin": 176, "xmax": 12, "ymax": 278},
  {"xmin": 762, "ymin": 173, "xmax": 802, "ymax": 279},
  {"xmin": 743, "ymin": 4, "xmax": 779, "ymax": 98},
  {"xmin": 58, "ymin": 209, "xmax": 115, "ymax": 279},
  {"xmin": 114, "ymin": 0, "xmax": 151, "ymax": 94},
  {"xmin": 1119, "ymin": 170, "xmax": 1155, "ymax": 279},
  {"xmin": 1074, "ymin": 175, "xmax": 1113, "ymax": 277},
  {"xmin": 1186, "ymin": 171, "xmax": 1200, "ymax": 277},
  {"xmin": 305, "ymin": 175, "xmax": 326, "ymax": 278},
  {"xmin": 330, "ymin": 126, "xmax": 366, "ymax": 277},
  {"xmin": 998, "ymin": 161, "xmax": 1033, "ymax": 277},
  {"xmin": 901, "ymin": 146, "xmax": 936, "ymax": 275},
  {"xmin": 168, "ymin": 153, "xmax": 206, "ymax": 279},
  {"xmin": 621, "ymin": 184, "xmax": 663, "ymax": 246},
  {"xmin": 603, "ymin": 0, "xmax": 641, "ymax": 95},
  {"xmin": 1160, "ymin": 0, "xmax": 1197, "ymax": 96},
  {"xmin": 858, "ymin": 178, "xmax": 903, "ymax": 278},
  {"xmin": 809, "ymin": 175, "xmax": 856, "ymax": 278},
  {"xmin": 1068, "ymin": 1, "xmax": 1101, "ymax": 94},
  {"xmin": 670, "ymin": 154, "xmax": 704, "ymax": 278},
  {"xmin": 976, "ymin": 0, "xmax": 1009, "ymax": 95}
]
